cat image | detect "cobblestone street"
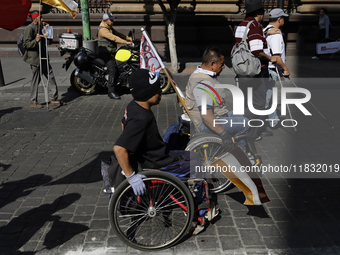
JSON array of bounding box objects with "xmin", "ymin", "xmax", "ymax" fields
[{"xmin": 0, "ymin": 57, "xmax": 340, "ymax": 254}]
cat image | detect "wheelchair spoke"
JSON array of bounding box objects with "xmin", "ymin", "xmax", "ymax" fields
[{"xmin": 111, "ymin": 175, "xmax": 193, "ymax": 249}]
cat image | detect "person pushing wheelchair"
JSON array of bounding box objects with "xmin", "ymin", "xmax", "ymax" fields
[
  {"xmin": 183, "ymin": 47, "xmax": 249, "ymax": 152},
  {"xmin": 113, "ymin": 69, "xmax": 201, "ymax": 196}
]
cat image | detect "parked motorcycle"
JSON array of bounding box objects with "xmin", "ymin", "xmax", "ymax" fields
[{"xmin": 58, "ymin": 30, "xmax": 172, "ymax": 95}]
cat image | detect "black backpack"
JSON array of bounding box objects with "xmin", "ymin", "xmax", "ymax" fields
[{"xmin": 17, "ymin": 23, "xmax": 36, "ymax": 57}]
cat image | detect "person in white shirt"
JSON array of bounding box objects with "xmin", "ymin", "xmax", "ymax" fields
[{"xmin": 263, "ymin": 8, "xmax": 290, "ymax": 128}]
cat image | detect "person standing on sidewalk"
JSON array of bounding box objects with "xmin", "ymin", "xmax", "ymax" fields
[
  {"xmin": 263, "ymin": 8, "xmax": 290, "ymax": 128},
  {"xmin": 98, "ymin": 13, "xmax": 133, "ymax": 99},
  {"xmin": 312, "ymin": 8, "xmax": 331, "ymax": 59},
  {"xmin": 23, "ymin": 10, "xmax": 64, "ymax": 108}
]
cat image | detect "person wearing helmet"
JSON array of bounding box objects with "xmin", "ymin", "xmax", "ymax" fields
[{"xmin": 98, "ymin": 13, "xmax": 133, "ymax": 99}]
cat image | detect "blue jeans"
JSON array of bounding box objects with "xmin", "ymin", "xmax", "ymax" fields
[{"xmin": 196, "ymin": 112, "xmax": 249, "ymax": 152}]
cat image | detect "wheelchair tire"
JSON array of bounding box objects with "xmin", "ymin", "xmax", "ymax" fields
[
  {"xmin": 185, "ymin": 134, "xmax": 234, "ymax": 193},
  {"xmin": 108, "ymin": 170, "xmax": 194, "ymax": 251}
]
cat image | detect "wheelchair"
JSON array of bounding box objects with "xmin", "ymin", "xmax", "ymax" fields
[
  {"xmin": 180, "ymin": 114, "xmax": 261, "ymax": 194},
  {"xmin": 108, "ymin": 170, "xmax": 218, "ymax": 251}
]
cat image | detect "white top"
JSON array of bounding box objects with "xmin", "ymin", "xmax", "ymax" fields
[
  {"xmin": 319, "ymin": 14, "xmax": 330, "ymax": 38},
  {"xmin": 263, "ymin": 25, "xmax": 286, "ymax": 69}
]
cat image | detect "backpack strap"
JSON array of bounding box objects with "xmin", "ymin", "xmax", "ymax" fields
[
  {"xmin": 263, "ymin": 25, "xmax": 275, "ymax": 36},
  {"xmin": 241, "ymin": 20, "xmax": 254, "ymax": 51}
]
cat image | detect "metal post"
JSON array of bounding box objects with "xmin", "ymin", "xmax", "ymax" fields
[
  {"xmin": 0, "ymin": 59, "xmax": 4, "ymax": 87},
  {"xmin": 80, "ymin": 0, "xmax": 91, "ymax": 41},
  {"xmin": 277, "ymin": 0, "xmax": 284, "ymax": 9}
]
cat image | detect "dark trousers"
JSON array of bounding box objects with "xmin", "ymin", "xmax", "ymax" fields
[
  {"xmin": 238, "ymin": 74, "xmax": 266, "ymax": 139},
  {"xmin": 98, "ymin": 52, "xmax": 117, "ymax": 93},
  {"xmin": 316, "ymin": 28, "xmax": 326, "ymax": 57},
  {"xmin": 159, "ymin": 151, "xmax": 204, "ymax": 180}
]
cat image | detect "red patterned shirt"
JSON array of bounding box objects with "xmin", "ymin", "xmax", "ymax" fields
[
  {"xmin": 235, "ymin": 16, "xmax": 268, "ymax": 69},
  {"xmin": 235, "ymin": 16, "xmax": 267, "ymax": 55}
]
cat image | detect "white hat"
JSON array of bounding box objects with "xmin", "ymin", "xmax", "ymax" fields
[
  {"xmin": 269, "ymin": 8, "xmax": 289, "ymax": 18},
  {"xmin": 103, "ymin": 13, "xmax": 116, "ymax": 21}
]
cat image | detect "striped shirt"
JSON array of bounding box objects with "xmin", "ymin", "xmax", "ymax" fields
[{"xmin": 235, "ymin": 17, "xmax": 267, "ymax": 55}]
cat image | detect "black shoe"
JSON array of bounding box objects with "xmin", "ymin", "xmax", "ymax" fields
[
  {"xmin": 108, "ymin": 92, "xmax": 121, "ymax": 99},
  {"xmin": 261, "ymin": 130, "xmax": 273, "ymax": 137}
]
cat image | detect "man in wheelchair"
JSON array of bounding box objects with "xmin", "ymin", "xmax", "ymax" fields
[
  {"xmin": 113, "ymin": 69, "xmax": 202, "ymax": 196},
  {"xmin": 184, "ymin": 47, "xmax": 249, "ymax": 152}
]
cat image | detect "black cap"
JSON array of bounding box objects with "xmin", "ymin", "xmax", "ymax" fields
[
  {"xmin": 245, "ymin": 0, "xmax": 263, "ymax": 14},
  {"xmin": 128, "ymin": 69, "xmax": 161, "ymax": 101}
]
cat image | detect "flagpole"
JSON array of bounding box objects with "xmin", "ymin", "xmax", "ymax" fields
[
  {"xmin": 162, "ymin": 68, "xmax": 200, "ymax": 133},
  {"xmin": 141, "ymin": 28, "xmax": 200, "ymax": 133}
]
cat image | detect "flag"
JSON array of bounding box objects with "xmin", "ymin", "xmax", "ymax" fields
[
  {"xmin": 42, "ymin": 0, "xmax": 77, "ymax": 18},
  {"xmin": 0, "ymin": 0, "xmax": 32, "ymax": 31},
  {"xmin": 209, "ymin": 147, "xmax": 270, "ymax": 205},
  {"xmin": 140, "ymin": 28, "xmax": 165, "ymax": 74}
]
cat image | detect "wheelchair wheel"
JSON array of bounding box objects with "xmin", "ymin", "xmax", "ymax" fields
[
  {"xmin": 185, "ymin": 134, "xmax": 233, "ymax": 193},
  {"xmin": 108, "ymin": 171, "xmax": 194, "ymax": 251}
]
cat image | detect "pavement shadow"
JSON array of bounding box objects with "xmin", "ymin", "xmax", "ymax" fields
[
  {"xmin": 0, "ymin": 193, "xmax": 88, "ymax": 254},
  {"xmin": 284, "ymin": 178, "xmax": 340, "ymax": 249},
  {"xmin": 58, "ymin": 88, "xmax": 82, "ymax": 105},
  {"xmin": 0, "ymin": 174, "xmax": 53, "ymax": 210},
  {"xmin": 0, "ymin": 106, "xmax": 23, "ymax": 117},
  {"xmin": 47, "ymin": 151, "xmax": 113, "ymax": 186},
  {"xmin": 225, "ymin": 191, "xmax": 270, "ymax": 218},
  {"xmin": 5, "ymin": 78, "xmax": 26, "ymax": 86}
]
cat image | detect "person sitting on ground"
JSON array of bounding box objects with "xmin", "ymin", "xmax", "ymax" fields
[
  {"xmin": 183, "ymin": 46, "xmax": 249, "ymax": 152},
  {"xmin": 113, "ymin": 69, "xmax": 201, "ymax": 196}
]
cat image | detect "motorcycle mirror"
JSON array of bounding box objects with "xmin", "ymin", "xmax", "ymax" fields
[{"xmin": 128, "ymin": 31, "xmax": 132, "ymax": 37}]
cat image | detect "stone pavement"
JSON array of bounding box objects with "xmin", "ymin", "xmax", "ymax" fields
[{"xmin": 0, "ymin": 56, "xmax": 340, "ymax": 255}]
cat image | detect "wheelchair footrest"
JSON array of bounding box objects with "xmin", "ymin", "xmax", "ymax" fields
[{"xmin": 189, "ymin": 223, "xmax": 205, "ymax": 236}]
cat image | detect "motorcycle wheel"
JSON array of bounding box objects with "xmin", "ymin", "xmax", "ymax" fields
[
  {"xmin": 70, "ymin": 69, "xmax": 97, "ymax": 95},
  {"xmin": 159, "ymin": 68, "xmax": 172, "ymax": 94}
]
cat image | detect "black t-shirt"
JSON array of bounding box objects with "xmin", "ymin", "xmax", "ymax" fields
[{"xmin": 115, "ymin": 100, "xmax": 177, "ymax": 169}]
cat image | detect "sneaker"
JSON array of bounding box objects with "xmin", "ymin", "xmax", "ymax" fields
[
  {"xmin": 30, "ymin": 102, "xmax": 43, "ymax": 108},
  {"xmin": 247, "ymin": 152, "xmax": 256, "ymax": 165},
  {"xmin": 50, "ymin": 100, "xmax": 67, "ymax": 106},
  {"xmin": 312, "ymin": 56, "xmax": 319, "ymax": 60}
]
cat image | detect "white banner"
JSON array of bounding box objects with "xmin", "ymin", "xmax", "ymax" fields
[
  {"xmin": 316, "ymin": 41, "xmax": 340, "ymax": 55},
  {"xmin": 140, "ymin": 28, "xmax": 165, "ymax": 73}
]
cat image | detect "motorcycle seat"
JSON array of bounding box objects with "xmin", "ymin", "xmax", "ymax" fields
[{"xmin": 88, "ymin": 53, "xmax": 106, "ymax": 67}]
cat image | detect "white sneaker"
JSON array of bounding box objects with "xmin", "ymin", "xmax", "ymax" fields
[
  {"xmin": 247, "ymin": 152, "xmax": 256, "ymax": 165},
  {"xmin": 312, "ymin": 56, "xmax": 319, "ymax": 60}
]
